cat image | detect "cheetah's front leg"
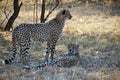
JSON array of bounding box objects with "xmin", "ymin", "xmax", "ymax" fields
[
  {"xmin": 50, "ymin": 40, "xmax": 57, "ymax": 60},
  {"xmin": 45, "ymin": 40, "xmax": 57, "ymax": 62},
  {"xmin": 45, "ymin": 41, "xmax": 51, "ymax": 61}
]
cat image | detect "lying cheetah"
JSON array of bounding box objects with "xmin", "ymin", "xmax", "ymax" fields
[
  {"xmin": 58, "ymin": 43, "xmax": 80, "ymax": 67},
  {"xmin": 40, "ymin": 43, "xmax": 80, "ymax": 68}
]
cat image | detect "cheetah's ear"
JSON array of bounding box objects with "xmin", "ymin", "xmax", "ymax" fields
[{"xmin": 62, "ymin": 9, "xmax": 66, "ymax": 15}]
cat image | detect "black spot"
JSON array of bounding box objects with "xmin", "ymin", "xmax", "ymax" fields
[
  {"xmin": 10, "ymin": 57, "xmax": 14, "ymax": 60},
  {"xmin": 4, "ymin": 60, "xmax": 10, "ymax": 64}
]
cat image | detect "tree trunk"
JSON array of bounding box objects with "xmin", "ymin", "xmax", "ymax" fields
[
  {"xmin": 40, "ymin": 0, "xmax": 60, "ymax": 23},
  {"xmin": 40, "ymin": 0, "xmax": 46, "ymax": 23},
  {"xmin": 4, "ymin": 0, "xmax": 22, "ymax": 31}
]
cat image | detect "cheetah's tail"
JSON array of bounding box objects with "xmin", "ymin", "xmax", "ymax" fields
[
  {"xmin": 2, "ymin": 47, "xmax": 18, "ymax": 64},
  {"xmin": 2, "ymin": 34, "xmax": 18, "ymax": 64}
]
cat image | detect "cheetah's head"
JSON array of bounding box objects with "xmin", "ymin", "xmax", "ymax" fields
[
  {"xmin": 67, "ymin": 43, "xmax": 79, "ymax": 56},
  {"xmin": 56, "ymin": 9, "xmax": 72, "ymax": 21}
]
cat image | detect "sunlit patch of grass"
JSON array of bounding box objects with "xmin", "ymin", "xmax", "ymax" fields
[
  {"xmin": 96, "ymin": 69, "xmax": 120, "ymax": 80},
  {"xmin": 56, "ymin": 44, "xmax": 67, "ymax": 52},
  {"xmin": 64, "ymin": 14, "xmax": 120, "ymax": 43},
  {"xmin": 108, "ymin": 69, "xmax": 120, "ymax": 80}
]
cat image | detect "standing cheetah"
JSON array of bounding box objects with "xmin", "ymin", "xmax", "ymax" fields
[{"xmin": 3, "ymin": 9, "xmax": 72, "ymax": 64}]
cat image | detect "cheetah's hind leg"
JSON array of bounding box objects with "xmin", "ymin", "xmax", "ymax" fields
[
  {"xmin": 19, "ymin": 40, "xmax": 31, "ymax": 64},
  {"xmin": 45, "ymin": 41, "xmax": 51, "ymax": 62}
]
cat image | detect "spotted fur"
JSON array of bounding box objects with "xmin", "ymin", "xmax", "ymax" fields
[
  {"xmin": 3, "ymin": 9, "xmax": 72, "ymax": 64},
  {"xmin": 23, "ymin": 44, "xmax": 80, "ymax": 69},
  {"xmin": 39, "ymin": 43, "xmax": 80, "ymax": 68},
  {"xmin": 59, "ymin": 43, "xmax": 80, "ymax": 67}
]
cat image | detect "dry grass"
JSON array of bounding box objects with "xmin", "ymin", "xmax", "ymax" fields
[{"xmin": 0, "ymin": 5, "xmax": 120, "ymax": 80}]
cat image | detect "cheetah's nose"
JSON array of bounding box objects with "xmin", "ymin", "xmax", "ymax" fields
[{"xmin": 69, "ymin": 15, "xmax": 72, "ymax": 19}]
